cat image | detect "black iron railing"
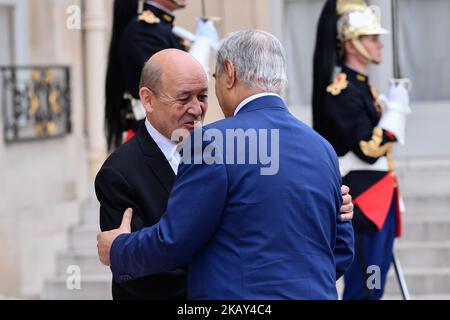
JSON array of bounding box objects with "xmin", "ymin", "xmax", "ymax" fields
[{"xmin": 1, "ymin": 65, "xmax": 71, "ymax": 143}]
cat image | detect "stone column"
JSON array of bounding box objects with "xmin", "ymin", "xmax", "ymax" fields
[{"xmin": 83, "ymin": 0, "xmax": 107, "ymax": 178}]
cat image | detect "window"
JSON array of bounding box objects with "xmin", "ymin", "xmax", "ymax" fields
[{"xmin": 0, "ymin": 1, "xmax": 71, "ymax": 143}]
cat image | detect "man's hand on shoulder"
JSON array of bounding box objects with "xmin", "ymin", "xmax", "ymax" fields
[
  {"xmin": 97, "ymin": 208, "xmax": 133, "ymax": 266},
  {"xmin": 339, "ymin": 185, "xmax": 354, "ymax": 221}
]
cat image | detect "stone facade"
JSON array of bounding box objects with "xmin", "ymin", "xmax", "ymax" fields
[{"xmin": 0, "ymin": 0, "xmax": 271, "ymax": 299}]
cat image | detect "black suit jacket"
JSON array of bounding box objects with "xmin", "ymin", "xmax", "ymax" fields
[{"xmin": 95, "ymin": 121, "xmax": 187, "ymax": 299}]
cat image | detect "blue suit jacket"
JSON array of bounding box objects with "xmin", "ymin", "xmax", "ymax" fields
[{"xmin": 110, "ymin": 96, "xmax": 354, "ymax": 299}]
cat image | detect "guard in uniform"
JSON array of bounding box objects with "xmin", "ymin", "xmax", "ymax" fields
[
  {"xmin": 105, "ymin": 0, "xmax": 216, "ymax": 150},
  {"xmin": 312, "ymin": 0, "xmax": 411, "ymax": 299}
]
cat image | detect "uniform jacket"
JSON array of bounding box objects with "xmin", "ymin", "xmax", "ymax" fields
[
  {"xmin": 95, "ymin": 121, "xmax": 187, "ymax": 299},
  {"xmin": 321, "ymin": 66, "xmax": 401, "ymax": 235}
]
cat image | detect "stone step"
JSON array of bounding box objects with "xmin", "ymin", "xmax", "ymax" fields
[
  {"xmin": 394, "ymin": 241, "xmax": 450, "ymax": 268},
  {"xmin": 43, "ymin": 275, "xmax": 112, "ymax": 300},
  {"xmin": 383, "ymin": 294, "xmax": 450, "ymax": 300},
  {"xmin": 385, "ymin": 268, "xmax": 450, "ymax": 295},
  {"xmin": 68, "ymin": 225, "xmax": 99, "ymax": 252},
  {"xmin": 395, "ymin": 158, "xmax": 450, "ymax": 197},
  {"xmin": 401, "ymin": 217, "xmax": 450, "ymax": 241},
  {"xmin": 402, "ymin": 195, "xmax": 450, "ymax": 218},
  {"xmin": 56, "ymin": 250, "xmax": 110, "ymax": 277},
  {"xmin": 0, "ymin": 294, "xmax": 19, "ymax": 300}
]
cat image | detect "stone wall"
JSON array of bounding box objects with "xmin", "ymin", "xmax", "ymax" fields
[{"xmin": 0, "ymin": 0, "xmax": 90, "ymax": 297}]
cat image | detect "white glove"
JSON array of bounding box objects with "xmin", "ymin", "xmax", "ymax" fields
[
  {"xmin": 194, "ymin": 19, "xmax": 219, "ymax": 50},
  {"xmin": 172, "ymin": 20, "xmax": 219, "ymax": 50},
  {"xmin": 378, "ymin": 82, "xmax": 411, "ymax": 145},
  {"xmin": 387, "ymin": 81, "xmax": 411, "ymax": 113},
  {"xmin": 172, "ymin": 26, "xmax": 196, "ymax": 43},
  {"xmin": 189, "ymin": 19, "xmax": 219, "ymax": 75}
]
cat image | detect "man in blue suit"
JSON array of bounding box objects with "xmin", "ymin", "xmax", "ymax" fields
[{"xmin": 97, "ymin": 29, "xmax": 354, "ymax": 299}]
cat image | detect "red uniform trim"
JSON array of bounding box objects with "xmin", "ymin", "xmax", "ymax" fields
[
  {"xmin": 394, "ymin": 184, "xmax": 402, "ymax": 238},
  {"xmin": 353, "ymin": 173, "xmax": 396, "ymax": 232},
  {"xmin": 124, "ymin": 129, "xmax": 136, "ymax": 143},
  {"xmin": 384, "ymin": 130, "xmax": 396, "ymax": 141}
]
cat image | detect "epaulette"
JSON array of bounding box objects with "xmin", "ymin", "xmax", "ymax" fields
[
  {"xmin": 138, "ymin": 10, "xmax": 160, "ymax": 24},
  {"xmin": 326, "ymin": 73, "xmax": 349, "ymax": 96}
]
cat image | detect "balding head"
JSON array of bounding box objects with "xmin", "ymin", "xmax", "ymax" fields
[
  {"xmin": 140, "ymin": 49, "xmax": 207, "ymax": 94},
  {"xmin": 138, "ymin": 49, "xmax": 209, "ymax": 140}
]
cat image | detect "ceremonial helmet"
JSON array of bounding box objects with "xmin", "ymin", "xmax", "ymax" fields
[
  {"xmin": 337, "ymin": 0, "xmax": 388, "ymax": 63},
  {"xmin": 171, "ymin": 0, "xmax": 187, "ymax": 9}
]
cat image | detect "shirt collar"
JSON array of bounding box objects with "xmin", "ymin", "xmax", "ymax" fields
[
  {"xmin": 145, "ymin": 118, "xmax": 178, "ymax": 162},
  {"xmin": 343, "ymin": 65, "xmax": 369, "ymax": 84},
  {"xmin": 233, "ymin": 92, "xmax": 281, "ymax": 116}
]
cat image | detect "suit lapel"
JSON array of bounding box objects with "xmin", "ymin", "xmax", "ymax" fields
[{"xmin": 136, "ymin": 121, "xmax": 176, "ymax": 193}]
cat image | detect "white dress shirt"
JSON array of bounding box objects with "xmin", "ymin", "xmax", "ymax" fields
[
  {"xmin": 234, "ymin": 92, "xmax": 282, "ymax": 116},
  {"xmin": 145, "ymin": 119, "xmax": 180, "ymax": 174}
]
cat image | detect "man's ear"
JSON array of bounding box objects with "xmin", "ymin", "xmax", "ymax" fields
[
  {"xmin": 344, "ymin": 40, "xmax": 360, "ymax": 55},
  {"xmin": 139, "ymin": 87, "xmax": 154, "ymax": 114},
  {"xmin": 223, "ymin": 60, "xmax": 236, "ymax": 90},
  {"xmin": 344, "ymin": 39, "xmax": 358, "ymax": 56}
]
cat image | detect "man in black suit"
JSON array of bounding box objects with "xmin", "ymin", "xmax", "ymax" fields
[
  {"xmin": 95, "ymin": 48, "xmax": 209, "ymax": 299},
  {"xmin": 100, "ymin": 0, "xmax": 217, "ymax": 299},
  {"xmin": 95, "ymin": 122, "xmax": 186, "ymax": 300}
]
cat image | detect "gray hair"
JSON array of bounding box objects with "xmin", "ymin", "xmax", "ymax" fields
[
  {"xmin": 139, "ymin": 59, "xmax": 163, "ymax": 93},
  {"xmin": 215, "ymin": 29, "xmax": 288, "ymax": 95}
]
